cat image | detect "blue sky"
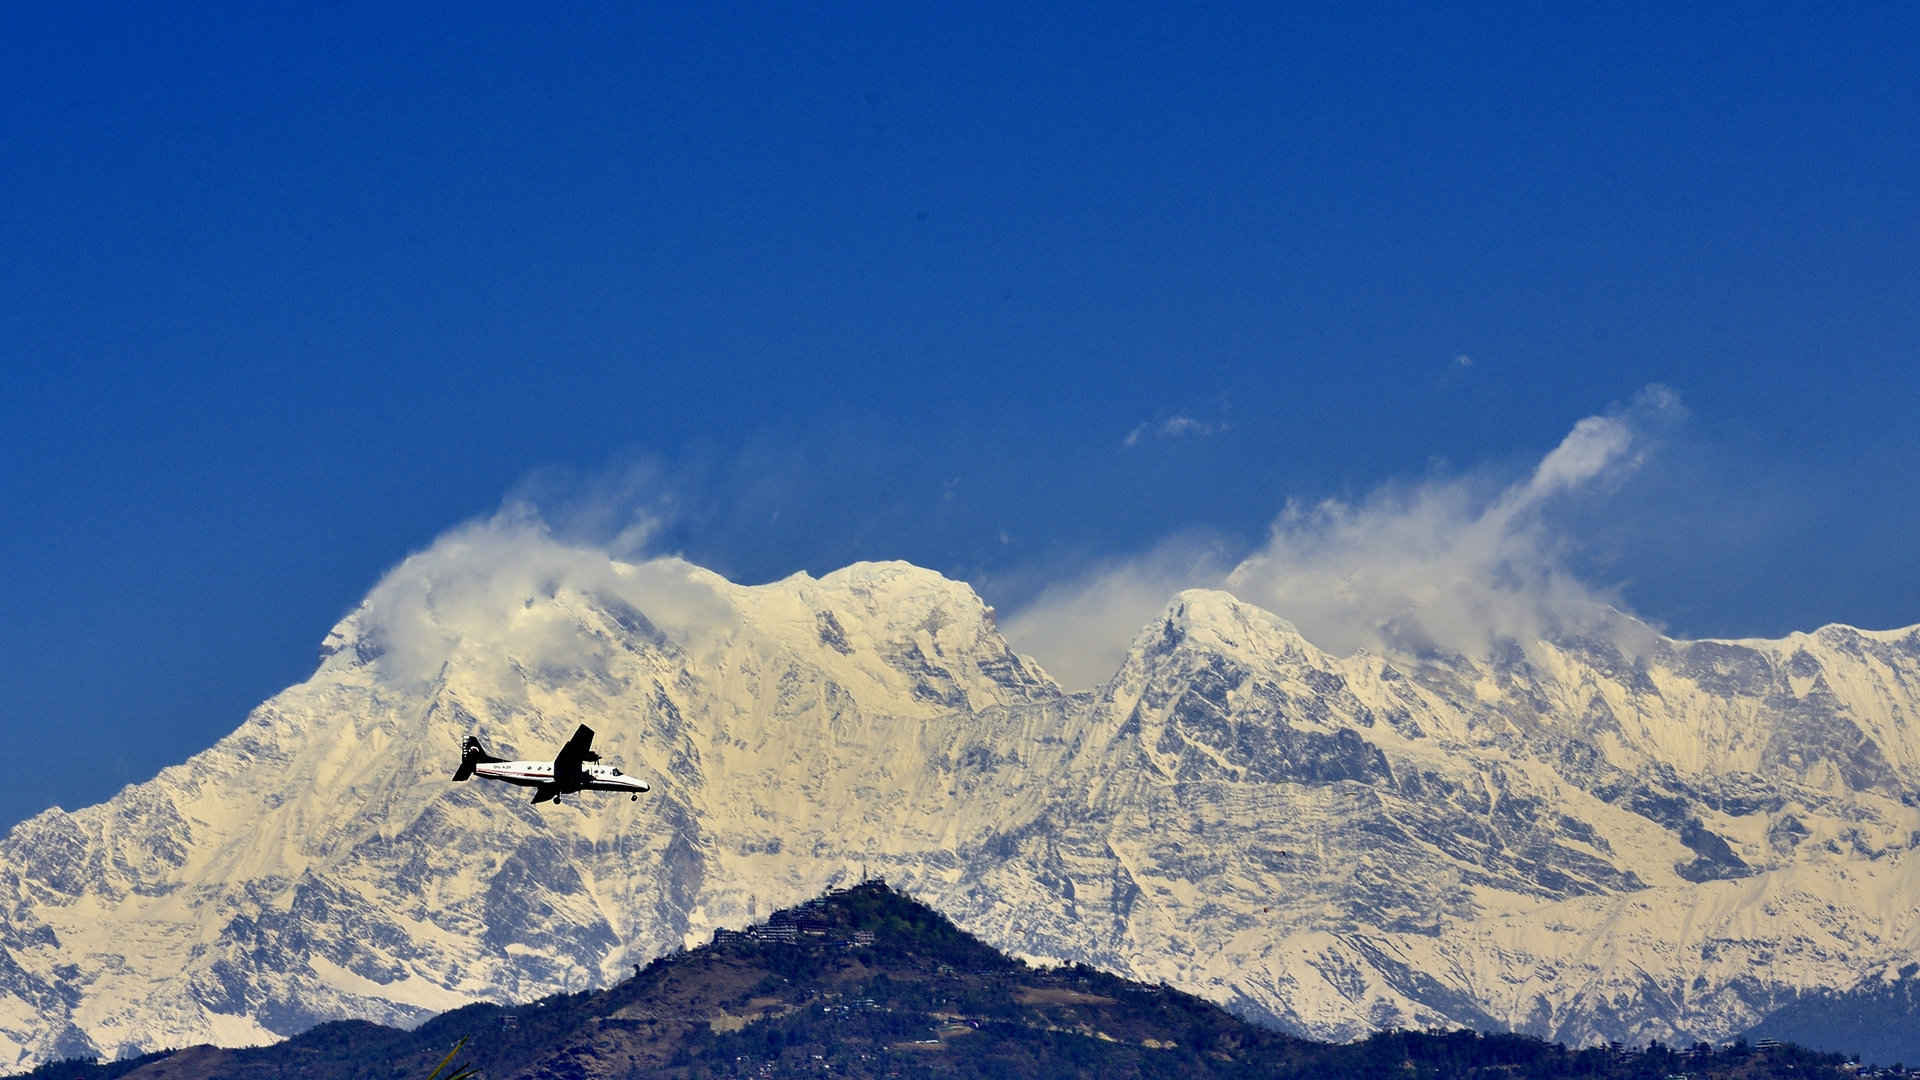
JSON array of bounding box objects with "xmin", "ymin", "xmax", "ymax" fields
[{"xmin": 3, "ymin": 3, "xmax": 1916, "ymax": 829}]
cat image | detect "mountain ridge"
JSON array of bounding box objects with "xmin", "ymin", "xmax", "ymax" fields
[{"xmin": 1, "ymin": 554, "xmax": 1916, "ymax": 1066}]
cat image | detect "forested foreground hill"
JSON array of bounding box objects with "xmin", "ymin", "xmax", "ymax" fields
[{"xmin": 13, "ymin": 882, "xmax": 1878, "ymax": 1080}]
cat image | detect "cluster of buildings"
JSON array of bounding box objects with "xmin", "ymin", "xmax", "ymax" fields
[{"xmin": 710, "ymin": 908, "xmax": 877, "ymax": 949}]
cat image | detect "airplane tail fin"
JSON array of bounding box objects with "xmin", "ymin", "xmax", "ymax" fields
[{"xmin": 452, "ymin": 736, "xmax": 504, "ymax": 781}]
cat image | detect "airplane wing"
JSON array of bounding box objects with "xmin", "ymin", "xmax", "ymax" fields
[
  {"xmin": 531, "ymin": 783, "xmax": 561, "ymax": 805},
  {"xmin": 551, "ymin": 724, "xmax": 596, "ymax": 788}
]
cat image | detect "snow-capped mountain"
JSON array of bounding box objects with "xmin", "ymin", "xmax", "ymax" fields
[{"xmin": 2, "ymin": 551, "xmax": 1916, "ymax": 1067}]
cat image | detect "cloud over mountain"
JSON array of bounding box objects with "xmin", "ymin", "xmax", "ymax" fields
[
  {"xmin": 1005, "ymin": 385, "xmax": 1685, "ymax": 687},
  {"xmin": 356, "ymin": 504, "xmax": 732, "ymax": 686}
]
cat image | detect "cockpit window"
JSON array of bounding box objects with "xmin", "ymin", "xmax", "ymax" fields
[{"xmin": 610, "ymin": 768, "xmax": 622, "ymax": 775}]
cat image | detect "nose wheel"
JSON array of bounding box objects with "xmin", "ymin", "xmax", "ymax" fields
[{"xmin": 631, "ymin": 794, "xmax": 639, "ymax": 801}]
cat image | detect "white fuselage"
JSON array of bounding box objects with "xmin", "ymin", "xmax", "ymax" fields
[{"xmin": 473, "ymin": 759, "xmax": 650, "ymax": 794}]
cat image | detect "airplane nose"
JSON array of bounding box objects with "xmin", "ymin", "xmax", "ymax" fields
[{"xmin": 638, "ymin": 782, "xmax": 650, "ymax": 792}]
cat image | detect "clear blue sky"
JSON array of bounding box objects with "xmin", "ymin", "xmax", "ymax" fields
[{"xmin": 3, "ymin": 3, "xmax": 1915, "ymax": 829}]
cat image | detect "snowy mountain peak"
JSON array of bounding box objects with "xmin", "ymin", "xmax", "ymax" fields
[
  {"xmin": 704, "ymin": 560, "xmax": 1061, "ymax": 717},
  {"xmin": 728, "ymin": 561, "xmax": 1006, "ymax": 660},
  {"xmin": 2, "ymin": 556, "xmax": 1918, "ymax": 1068},
  {"xmin": 1144, "ymin": 588, "xmax": 1322, "ymax": 664}
]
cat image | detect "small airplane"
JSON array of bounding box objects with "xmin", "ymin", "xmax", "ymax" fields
[{"xmin": 451, "ymin": 724, "xmax": 650, "ymax": 804}]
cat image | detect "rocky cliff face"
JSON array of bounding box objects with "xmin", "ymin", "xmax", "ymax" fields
[{"xmin": 2, "ymin": 556, "xmax": 1916, "ymax": 1067}]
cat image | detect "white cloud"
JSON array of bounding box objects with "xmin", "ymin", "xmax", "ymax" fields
[
  {"xmin": 1124, "ymin": 412, "xmax": 1229, "ymax": 447},
  {"xmin": 347, "ymin": 388, "xmax": 1690, "ymax": 695},
  {"xmin": 1007, "ymin": 386, "xmax": 1685, "ymax": 686},
  {"xmin": 355, "ymin": 496, "xmax": 733, "ymax": 687},
  {"xmin": 1000, "ymin": 533, "xmax": 1237, "ymax": 689}
]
